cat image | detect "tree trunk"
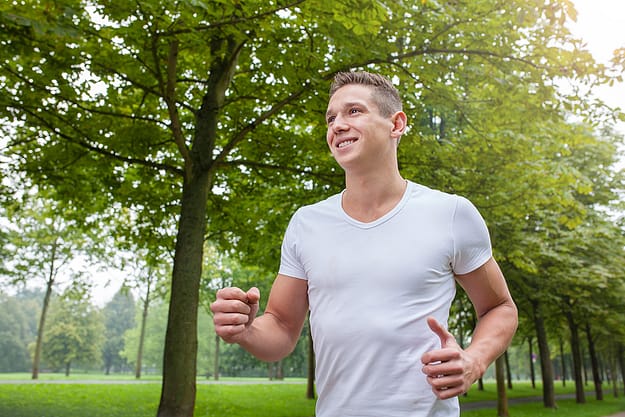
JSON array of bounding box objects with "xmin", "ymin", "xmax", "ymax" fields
[
  {"xmin": 611, "ymin": 347, "xmax": 619, "ymax": 398},
  {"xmin": 565, "ymin": 310, "xmax": 585, "ymax": 403},
  {"xmin": 582, "ymin": 346, "xmax": 588, "ymax": 386},
  {"xmin": 560, "ymin": 338, "xmax": 567, "ymax": 387},
  {"xmin": 306, "ymin": 326, "xmax": 315, "ymax": 400},
  {"xmin": 504, "ymin": 350, "xmax": 512, "ymax": 390},
  {"xmin": 135, "ymin": 282, "xmax": 151, "ymax": 379},
  {"xmin": 585, "ymin": 322, "xmax": 603, "ymax": 400},
  {"xmin": 496, "ymin": 355, "xmax": 509, "ymax": 417},
  {"xmin": 276, "ymin": 359, "xmax": 284, "ymax": 380},
  {"xmin": 157, "ymin": 171, "xmax": 209, "ymax": 417},
  {"xmin": 533, "ymin": 301, "xmax": 556, "ymax": 408},
  {"xmin": 31, "ymin": 238, "xmax": 60, "ymax": 381},
  {"xmin": 528, "ymin": 337, "xmax": 536, "ymax": 389},
  {"xmin": 157, "ymin": 37, "xmax": 242, "ymax": 417},
  {"xmin": 213, "ymin": 335, "xmax": 220, "ymax": 381},
  {"xmin": 618, "ymin": 344, "xmax": 625, "ymax": 396},
  {"xmin": 65, "ymin": 361, "xmax": 71, "ymax": 377},
  {"xmin": 32, "ymin": 278, "xmax": 54, "ymax": 380}
]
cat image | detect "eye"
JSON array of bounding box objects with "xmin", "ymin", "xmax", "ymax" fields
[
  {"xmin": 349, "ymin": 107, "xmax": 361, "ymax": 114},
  {"xmin": 326, "ymin": 115, "xmax": 336, "ymax": 124}
]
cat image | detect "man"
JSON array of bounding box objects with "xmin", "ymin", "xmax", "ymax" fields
[{"xmin": 211, "ymin": 71, "xmax": 518, "ymax": 416}]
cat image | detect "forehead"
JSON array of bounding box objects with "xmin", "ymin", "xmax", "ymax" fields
[{"xmin": 326, "ymin": 84, "xmax": 376, "ymax": 113}]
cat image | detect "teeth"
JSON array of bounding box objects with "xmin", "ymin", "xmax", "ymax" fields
[{"xmin": 338, "ymin": 140, "xmax": 355, "ymax": 148}]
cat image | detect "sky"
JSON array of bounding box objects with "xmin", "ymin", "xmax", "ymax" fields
[
  {"xmin": 88, "ymin": 1, "xmax": 625, "ymax": 306},
  {"xmin": 568, "ymin": 0, "xmax": 625, "ymax": 136}
]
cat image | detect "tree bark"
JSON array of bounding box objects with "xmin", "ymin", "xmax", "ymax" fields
[
  {"xmin": 618, "ymin": 344, "xmax": 625, "ymax": 396},
  {"xmin": 157, "ymin": 170, "xmax": 209, "ymax": 417},
  {"xmin": 504, "ymin": 350, "xmax": 512, "ymax": 389},
  {"xmin": 135, "ymin": 278, "xmax": 151, "ymax": 379},
  {"xmin": 32, "ymin": 238, "xmax": 59, "ymax": 380},
  {"xmin": 560, "ymin": 338, "xmax": 567, "ymax": 387},
  {"xmin": 528, "ymin": 336, "xmax": 536, "ymax": 389},
  {"xmin": 585, "ymin": 322, "xmax": 603, "ymax": 400},
  {"xmin": 306, "ymin": 326, "xmax": 315, "ymax": 400},
  {"xmin": 276, "ymin": 360, "xmax": 284, "ymax": 380},
  {"xmin": 611, "ymin": 346, "xmax": 619, "ymax": 398},
  {"xmin": 213, "ymin": 335, "xmax": 220, "ymax": 381},
  {"xmin": 565, "ymin": 310, "xmax": 585, "ymax": 403},
  {"xmin": 534, "ymin": 304, "xmax": 556, "ymax": 408},
  {"xmin": 496, "ymin": 354, "xmax": 509, "ymax": 417}
]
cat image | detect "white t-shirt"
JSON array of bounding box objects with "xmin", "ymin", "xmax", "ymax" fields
[{"xmin": 279, "ymin": 181, "xmax": 492, "ymax": 417}]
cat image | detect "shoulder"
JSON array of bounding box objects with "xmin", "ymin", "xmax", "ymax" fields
[
  {"xmin": 406, "ymin": 181, "xmax": 466, "ymax": 210},
  {"xmin": 292, "ymin": 192, "xmax": 342, "ymax": 220}
]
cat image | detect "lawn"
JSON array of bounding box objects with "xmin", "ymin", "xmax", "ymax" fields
[{"xmin": 0, "ymin": 375, "xmax": 624, "ymax": 417}]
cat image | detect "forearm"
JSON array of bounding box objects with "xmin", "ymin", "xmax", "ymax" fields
[
  {"xmin": 237, "ymin": 312, "xmax": 303, "ymax": 362},
  {"xmin": 465, "ymin": 300, "xmax": 518, "ymax": 378}
]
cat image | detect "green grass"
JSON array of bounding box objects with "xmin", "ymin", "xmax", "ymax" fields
[
  {"xmin": 0, "ymin": 383, "xmax": 315, "ymax": 417},
  {"xmin": 462, "ymin": 381, "xmax": 578, "ymax": 402},
  {"xmin": 463, "ymin": 398, "xmax": 625, "ymax": 417},
  {"xmin": 0, "ymin": 376, "xmax": 623, "ymax": 417}
]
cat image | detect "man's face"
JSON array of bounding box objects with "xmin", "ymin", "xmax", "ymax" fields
[{"xmin": 325, "ymin": 84, "xmax": 396, "ymax": 171}]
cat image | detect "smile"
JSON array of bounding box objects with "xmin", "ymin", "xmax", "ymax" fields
[{"xmin": 337, "ymin": 139, "xmax": 357, "ymax": 148}]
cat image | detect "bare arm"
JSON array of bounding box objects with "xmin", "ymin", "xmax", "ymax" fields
[
  {"xmin": 456, "ymin": 257, "xmax": 518, "ymax": 374},
  {"xmin": 211, "ymin": 274, "xmax": 309, "ymax": 362},
  {"xmin": 421, "ymin": 257, "xmax": 517, "ymax": 399}
]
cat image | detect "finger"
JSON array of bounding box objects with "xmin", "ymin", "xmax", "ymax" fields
[
  {"xmin": 427, "ymin": 316, "xmax": 455, "ymax": 348},
  {"xmin": 216, "ymin": 287, "xmax": 248, "ymax": 301},
  {"xmin": 426, "ymin": 373, "xmax": 464, "ymax": 390},
  {"xmin": 430, "ymin": 382, "xmax": 466, "ymax": 400},
  {"xmin": 211, "ymin": 298, "xmax": 253, "ymax": 315},
  {"xmin": 426, "ymin": 316, "xmax": 456, "ymax": 348},
  {"xmin": 246, "ymin": 287, "xmax": 260, "ymax": 304},
  {"xmin": 422, "ymin": 357, "xmax": 463, "ymax": 378},
  {"xmin": 214, "ymin": 323, "xmax": 247, "ymax": 342},
  {"xmin": 213, "ymin": 298, "xmax": 256, "ymax": 318},
  {"xmin": 245, "ymin": 287, "xmax": 260, "ymax": 319}
]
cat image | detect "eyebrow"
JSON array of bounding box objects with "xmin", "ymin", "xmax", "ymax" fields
[{"xmin": 325, "ymin": 101, "xmax": 368, "ymax": 119}]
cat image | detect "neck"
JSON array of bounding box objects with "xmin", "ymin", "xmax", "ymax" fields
[{"xmin": 342, "ymin": 172, "xmax": 407, "ymax": 222}]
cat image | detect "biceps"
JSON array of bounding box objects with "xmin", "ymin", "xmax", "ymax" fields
[
  {"xmin": 265, "ymin": 274, "xmax": 309, "ymax": 339},
  {"xmin": 455, "ymin": 258, "xmax": 514, "ymax": 318}
]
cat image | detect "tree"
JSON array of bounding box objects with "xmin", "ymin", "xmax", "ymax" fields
[
  {"xmin": 496, "ymin": 355, "xmax": 509, "ymax": 417},
  {"xmin": 102, "ymin": 286, "xmax": 136, "ymax": 374},
  {"xmin": 42, "ymin": 284, "xmax": 105, "ymax": 375},
  {"xmin": 2, "ymin": 192, "xmax": 98, "ymax": 379},
  {"xmin": 0, "ymin": 291, "xmax": 39, "ymax": 372},
  {"xmin": 2, "ymin": 1, "xmax": 618, "ymax": 415},
  {"xmin": 116, "ymin": 250, "xmax": 170, "ymax": 379},
  {"xmin": 122, "ymin": 299, "xmax": 168, "ymax": 376}
]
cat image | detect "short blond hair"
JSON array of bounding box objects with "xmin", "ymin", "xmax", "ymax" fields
[{"xmin": 329, "ymin": 71, "xmax": 402, "ymax": 117}]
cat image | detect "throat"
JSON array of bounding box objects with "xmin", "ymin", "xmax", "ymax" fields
[{"xmin": 342, "ymin": 180, "xmax": 407, "ymax": 222}]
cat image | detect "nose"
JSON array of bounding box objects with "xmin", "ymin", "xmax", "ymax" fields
[{"xmin": 331, "ymin": 113, "xmax": 348, "ymax": 132}]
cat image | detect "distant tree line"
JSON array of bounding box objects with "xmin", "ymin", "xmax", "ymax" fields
[{"xmin": 0, "ymin": 282, "xmax": 310, "ymax": 378}]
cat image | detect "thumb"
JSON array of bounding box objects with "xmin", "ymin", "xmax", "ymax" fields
[
  {"xmin": 246, "ymin": 287, "xmax": 260, "ymax": 320},
  {"xmin": 246, "ymin": 287, "xmax": 260, "ymax": 304},
  {"xmin": 426, "ymin": 316, "xmax": 456, "ymax": 348}
]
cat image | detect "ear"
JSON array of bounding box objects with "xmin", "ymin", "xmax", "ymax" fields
[{"xmin": 390, "ymin": 111, "xmax": 407, "ymax": 139}]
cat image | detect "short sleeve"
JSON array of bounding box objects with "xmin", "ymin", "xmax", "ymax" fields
[
  {"xmin": 278, "ymin": 211, "xmax": 308, "ymax": 280},
  {"xmin": 451, "ymin": 196, "xmax": 492, "ymax": 275}
]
